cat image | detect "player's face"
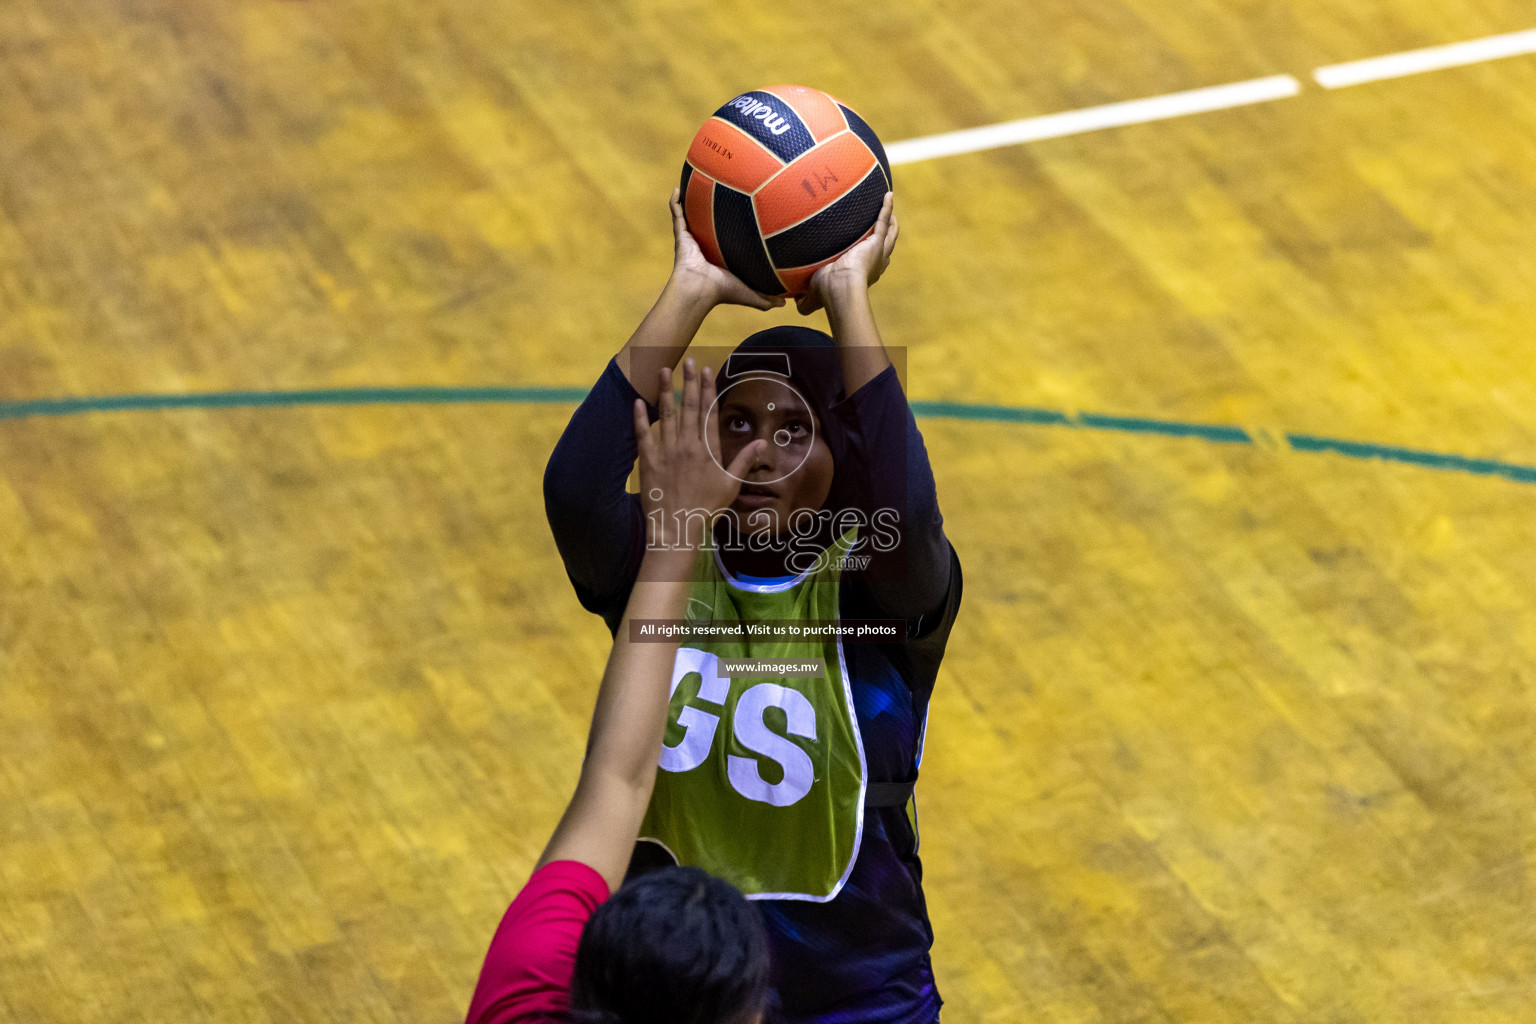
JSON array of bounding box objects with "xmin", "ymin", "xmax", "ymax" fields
[{"xmin": 716, "ymin": 378, "xmax": 834, "ymax": 535}]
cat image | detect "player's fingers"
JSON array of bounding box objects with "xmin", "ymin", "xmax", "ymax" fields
[
  {"xmin": 744, "ymin": 289, "xmax": 786, "ymax": 310},
  {"xmin": 884, "ymin": 215, "xmax": 900, "ymax": 259},
  {"xmin": 671, "ymin": 189, "xmax": 688, "ymax": 240},
  {"xmin": 797, "ymin": 275, "xmax": 825, "ymax": 314},
  {"xmin": 872, "ymin": 192, "xmax": 893, "ymax": 244},
  {"xmin": 720, "ymin": 269, "xmax": 781, "ymax": 310},
  {"xmin": 632, "ymin": 397, "xmax": 653, "ymax": 454},
  {"xmin": 701, "ymin": 365, "xmax": 719, "ymax": 448},
  {"xmin": 657, "ymin": 365, "xmax": 676, "ymax": 448},
  {"xmin": 680, "ymin": 357, "xmax": 700, "ymax": 439},
  {"xmin": 725, "ymin": 439, "xmax": 768, "ymax": 482}
]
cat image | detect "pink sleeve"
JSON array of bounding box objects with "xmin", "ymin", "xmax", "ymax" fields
[{"xmin": 465, "ymin": 860, "xmax": 612, "ymax": 1024}]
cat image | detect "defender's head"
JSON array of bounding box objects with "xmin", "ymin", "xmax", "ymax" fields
[{"xmin": 569, "ymin": 866, "xmax": 770, "ymax": 1024}]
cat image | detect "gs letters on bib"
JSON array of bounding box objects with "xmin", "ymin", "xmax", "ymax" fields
[{"xmin": 638, "ymin": 529, "xmax": 869, "ymax": 901}]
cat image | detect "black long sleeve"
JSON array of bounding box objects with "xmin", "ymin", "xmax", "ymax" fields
[
  {"xmin": 543, "ymin": 355, "xmax": 954, "ymax": 637},
  {"xmin": 829, "ymin": 363, "xmax": 953, "ymax": 631},
  {"xmin": 542, "ymin": 356, "xmax": 657, "ymax": 632}
]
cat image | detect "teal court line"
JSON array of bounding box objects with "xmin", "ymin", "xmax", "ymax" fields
[{"xmin": 2, "ymin": 386, "xmax": 1534, "ymax": 487}]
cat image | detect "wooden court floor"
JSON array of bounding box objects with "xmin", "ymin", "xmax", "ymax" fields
[{"xmin": 3, "ymin": 0, "xmax": 1536, "ymax": 1020}]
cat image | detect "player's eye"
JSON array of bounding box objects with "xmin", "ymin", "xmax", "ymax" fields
[{"xmin": 725, "ymin": 414, "xmax": 751, "ymax": 432}]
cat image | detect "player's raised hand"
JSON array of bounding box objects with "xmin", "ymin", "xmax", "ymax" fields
[
  {"xmin": 797, "ymin": 191, "xmax": 898, "ymax": 316},
  {"xmin": 669, "ymin": 188, "xmax": 787, "ymax": 312},
  {"xmin": 634, "ymin": 357, "xmax": 766, "ymax": 549}
]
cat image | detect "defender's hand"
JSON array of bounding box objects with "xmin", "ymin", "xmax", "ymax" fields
[
  {"xmin": 634, "ymin": 357, "xmax": 766, "ymax": 548},
  {"xmin": 797, "ymin": 191, "xmax": 898, "ymax": 316},
  {"xmin": 669, "ymin": 189, "xmax": 786, "ymax": 312}
]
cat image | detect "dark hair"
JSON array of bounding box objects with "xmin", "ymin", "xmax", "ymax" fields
[{"xmin": 567, "ymin": 866, "xmax": 770, "ymax": 1024}]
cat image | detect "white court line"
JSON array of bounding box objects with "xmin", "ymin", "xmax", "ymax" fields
[
  {"xmin": 1315, "ymin": 27, "xmax": 1536, "ymax": 89},
  {"xmin": 884, "ymin": 75, "xmax": 1302, "ymax": 165}
]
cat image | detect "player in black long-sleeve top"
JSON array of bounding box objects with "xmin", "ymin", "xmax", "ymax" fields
[{"xmin": 543, "ymin": 190, "xmax": 962, "ymax": 1024}]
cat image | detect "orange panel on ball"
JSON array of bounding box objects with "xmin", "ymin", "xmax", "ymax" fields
[
  {"xmin": 761, "ymin": 85, "xmax": 849, "ymax": 142},
  {"xmin": 686, "ymin": 120, "xmax": 785, "ymax": 193},
  {"xmin": 683, "ymin": 168, "xmax": 723, "ymax": 268},
  {"xmin": 753, "ymin": 132, "xmax": 878, "ymax": 236}
]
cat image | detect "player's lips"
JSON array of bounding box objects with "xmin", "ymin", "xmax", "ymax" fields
[{"xmin": 734, "ymin": 484, "xmax": 778, "ymax": 508}]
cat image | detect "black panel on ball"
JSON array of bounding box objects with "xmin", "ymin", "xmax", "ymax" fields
[
  {"xmin": 712, "ymin": 185, "xmax": 783, "ymax": 295},
  {"xmin": 711, "ymin": 90, "xmax": 815, "ymax": 163},
  {"xmin": 764, "ymin": 166, "xmax": 886, "ymax": 270},
  {"xmin": 838, "ymin": 104, "xmax": 892, "ymax": 192},
  {"xmin": 679, "ymin": 161, "xmax": 693, "ymax": 200}
]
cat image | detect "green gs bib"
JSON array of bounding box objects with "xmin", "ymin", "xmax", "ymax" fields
[{"xmin": 638, "ymin": 528, "xmax": 867, "ymax": 901}]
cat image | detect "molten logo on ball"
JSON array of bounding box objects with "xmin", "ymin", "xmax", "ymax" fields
[{"xmin": 726, "ymin": 95, "xmax": 793, "ymax": 136}]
